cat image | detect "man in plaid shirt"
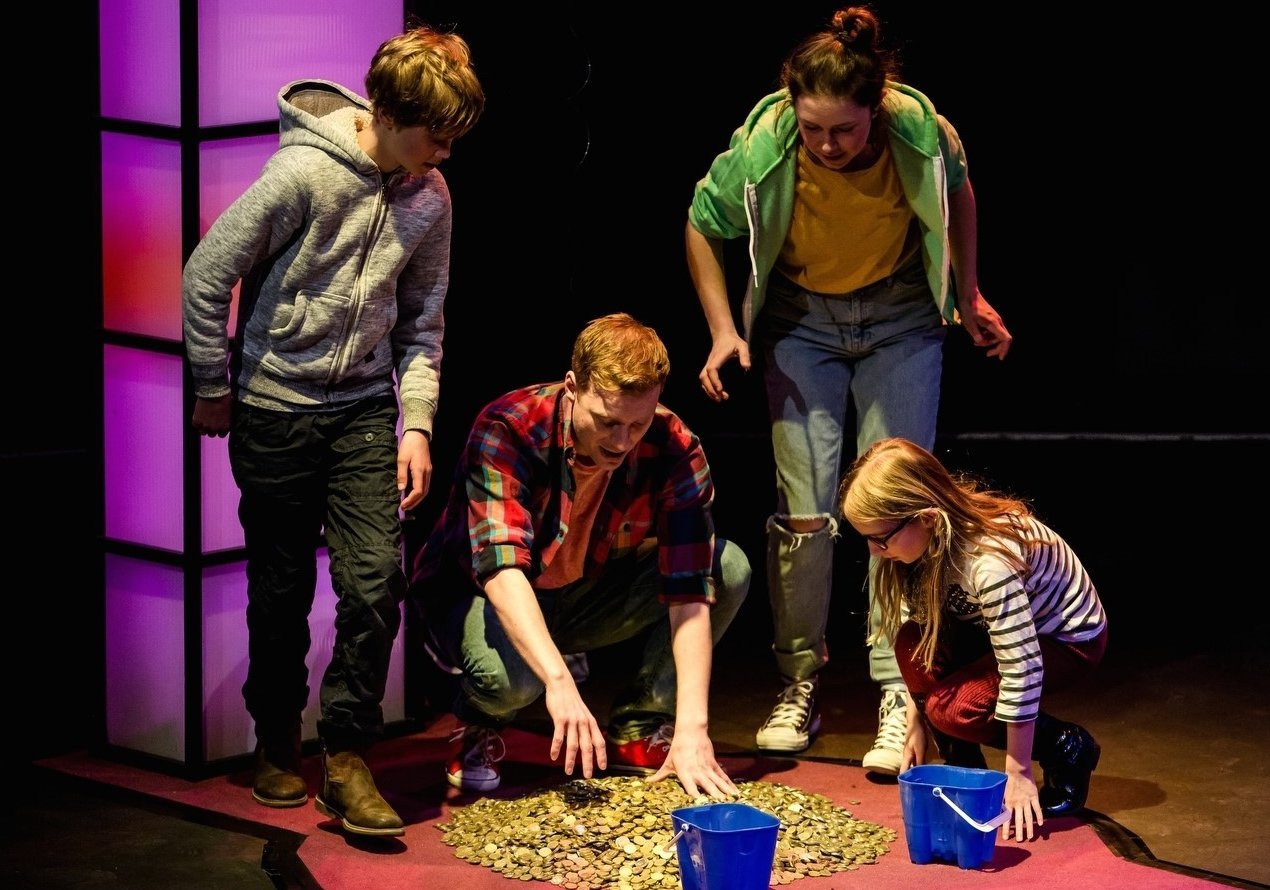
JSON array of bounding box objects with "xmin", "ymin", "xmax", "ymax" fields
[{"xmin": 410, "ymin": 313, "xmax": 750, "ymax": 798}]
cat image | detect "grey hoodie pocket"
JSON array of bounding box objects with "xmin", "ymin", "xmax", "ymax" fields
[
  {"xmin": 268, "ymin": 288, "xmax": 349, "ymax": 354},
  {"xmin": 259, "ymin": 288, "xmax": 397, "ymax": 384}
]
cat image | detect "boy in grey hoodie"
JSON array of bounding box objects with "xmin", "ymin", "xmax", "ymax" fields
[{"xmin": 182, "ymin": 24, "xmax": 483, "ymax": 836}]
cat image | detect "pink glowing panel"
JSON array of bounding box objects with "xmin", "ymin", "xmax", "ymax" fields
[
  {"xmin": 196, "ymin": 134, "xmax": 279, "ymax": 341},
  {"xmin": 201, "ymin": 560, "xmax": 251, "ymax": 760},
  {"xmin": 105, "ymin": 554, "xmax": 186, "ymax": 760},
  {"xmin": 200, "ymin": 436, "xmax": 243, "ymax": 553},
  {"xmin": 199, "ymin": 135, "xmax": 277, "ymax": 234},
  {"xmin": 101, "ymin": 133, "xmax": 184, "ymax": 341},
  {"xmin": 104, "ymin": 346, "xmax": 184, "ymax": 551},
  {"xmin": 198, "ymin": 0, "xmax": 403, "ymax": 127},
  {"xmin": 99, "ymin": 0, "xmax": 181, "ymax": 125}
]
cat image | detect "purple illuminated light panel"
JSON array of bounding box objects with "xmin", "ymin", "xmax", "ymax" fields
[
  {"xmin": 101, "ymin": 134, "xmax": 183, "ymax": 341},
  {"xmin": 201, "ymin": 560, "xmax": 252, "ymax": 759},
  {"xmin": 100, "ymin": 0, "xmax": 406, "ymax": 763},
  {"xmin": 104, "ymin": 346, "xmax": 183, "ymax": 551},
  {"xmin": 99, "ymin": 0, "xmax": 181, "ymax": 125},
  {"xmin": 105, "ymin": 554, "xmax": 186, "ymax": 759},
  {"xmin": 198, "ymin": 0, "xmax": 403, "ymax": 127},
  {"xmin": 100, "ymin": 0, "xmax": 401, "ymax": 128}
]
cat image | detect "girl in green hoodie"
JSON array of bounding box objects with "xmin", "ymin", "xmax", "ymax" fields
[{"xmin": 685, "ymin": 4, "xmax": 1012, "ymax": 772}]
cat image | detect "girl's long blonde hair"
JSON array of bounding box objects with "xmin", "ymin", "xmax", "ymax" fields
[{"xmin": 838, "ymin": 437, "xmax": 1032, "ymax": 671}]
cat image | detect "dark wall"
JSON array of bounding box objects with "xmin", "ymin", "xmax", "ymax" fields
[
  {"xmin": 9, "ymin": 12, "xmax": 101, "ymax": 762},
  {"xmin": 409, "ymin": 0, "xmax": 1267, "ymax": 451},
  {"xmin": 403, "ymin": 0, "xmax": 1269, "ymax": 616}
]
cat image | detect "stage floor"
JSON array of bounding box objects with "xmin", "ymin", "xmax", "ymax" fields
[
  {"xmin": 11, "ymin": 597, "xmax": 1270, "ymax": 890},
  {"xmin": 29, "ymin": 717, "xmax": 1237, "ymax": 890}
]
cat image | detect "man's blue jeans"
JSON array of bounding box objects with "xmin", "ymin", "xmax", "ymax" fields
[{"xmin": 426, "ymin": 538, "xmax": 750, "ymax": 740}]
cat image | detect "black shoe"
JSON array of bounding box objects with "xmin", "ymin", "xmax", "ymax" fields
[
  {"xmin": 942, "ymin": 739, "xmax": 988, "ymax": 770},
  {"xmin": 927, "ymin": 722, "xmax": 988, "ymax": 770},
  {"xmin": 1036, "ymin": 718, "xmax": 1101, "ymax": 816}
]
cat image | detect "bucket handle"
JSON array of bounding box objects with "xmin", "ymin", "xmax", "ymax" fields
[{"xmin": 932, "ymin": 786, "xmax": 1011, "ymax": 833}]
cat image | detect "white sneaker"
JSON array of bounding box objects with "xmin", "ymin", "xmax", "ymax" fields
[
  {"xmin": 861, "ymin": 688, "xmax": 908, "ymax": 775},
  {"xmin": 755, "ymin": 678, "xmax": 821, "ymax": 752}
]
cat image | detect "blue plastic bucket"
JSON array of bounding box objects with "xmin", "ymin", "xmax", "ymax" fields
[
  {"xmin": 670, "ymin": 802, "xmax": 780, "ymax": 890},
  {"xmin": 898, "ymin": 764, "xmax": 1009, "ymax": 869}
]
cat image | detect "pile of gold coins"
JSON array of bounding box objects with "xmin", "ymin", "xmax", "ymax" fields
[{"xmin": 437, "ymin": 775, "xmax": 896, "ymax": 887}]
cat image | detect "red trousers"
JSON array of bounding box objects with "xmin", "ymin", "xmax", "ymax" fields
[{"xmin": 895, "ymin": 617, "xmax": 1108, "ymax": 747}]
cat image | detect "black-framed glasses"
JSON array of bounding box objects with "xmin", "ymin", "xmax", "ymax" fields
[{"xmin": 863, "ymin": 514, "xmax": 916, "ymax": 550}]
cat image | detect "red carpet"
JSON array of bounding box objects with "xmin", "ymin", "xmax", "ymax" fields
[{"xmin": 38, "ymin": 715, "xmax": 1227, "ymax": 889}]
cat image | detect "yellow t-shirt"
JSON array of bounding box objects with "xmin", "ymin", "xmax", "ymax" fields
[{"xmin": 777, "ymin": 142, "xmax": 916, "ymax": 294}]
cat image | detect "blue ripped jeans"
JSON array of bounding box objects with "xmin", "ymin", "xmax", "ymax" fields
[{"xmin": 756, "ymin": 261, "xmax": 945, "ymax": 687}]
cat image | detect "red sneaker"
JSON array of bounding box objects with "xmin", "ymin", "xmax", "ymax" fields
[
  {"xmin": 446, "ymin": 724, "xmax": 504, "ymax": 792},
  {"xmin": 607, "ymin": 722, "xmax": 674, "ymax": 774}
]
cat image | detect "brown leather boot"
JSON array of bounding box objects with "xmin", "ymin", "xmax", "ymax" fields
[
  {"xmin": 252, "ymin": 724, "xmax": 307, "ymax": 808},
  {"xmin": 314, "ymin": 748, "xmax": 404, "ymax": 837}
]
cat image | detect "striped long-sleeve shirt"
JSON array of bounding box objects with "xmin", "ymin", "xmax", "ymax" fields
[
  {"xmin": 947, "ymin": 515, "xmax": 1106, "ymax": 723},
  {"xmin": 412, "ymin": 382, "xmax": 719, "ymax": 603}
]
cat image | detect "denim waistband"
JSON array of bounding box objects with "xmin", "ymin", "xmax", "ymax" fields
[{"xmin": 773, "ymin": 254, "xmax": 924, "ymax": 301}]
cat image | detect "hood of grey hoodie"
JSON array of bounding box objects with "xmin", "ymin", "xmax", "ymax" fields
[{"xmin": 278, "ymin": 79, "xmax": 379, "ymax": 176}]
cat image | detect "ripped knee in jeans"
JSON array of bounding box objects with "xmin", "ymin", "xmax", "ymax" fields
[{"xmin": 767, "ymin": 513, "xmax": 839, "ymax": 543}]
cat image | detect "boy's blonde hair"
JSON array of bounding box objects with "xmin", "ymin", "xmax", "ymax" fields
[
  {"xmin": 365, "ymin": 25, "xmax": 485, "ymax": 137},
  {"xmin": 571, "ymin": 313, "xmax": 670, "ymax": 394}
]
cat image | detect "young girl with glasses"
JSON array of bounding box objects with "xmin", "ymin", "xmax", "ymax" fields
[{"xmin": 839, "ymin": 436, "xmax": 1107, "ymax": 843}]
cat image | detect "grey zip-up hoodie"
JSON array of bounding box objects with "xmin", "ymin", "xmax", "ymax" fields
[{"xmin": 182, "ymin": 78, "xmax": 449, "ymax": 435}]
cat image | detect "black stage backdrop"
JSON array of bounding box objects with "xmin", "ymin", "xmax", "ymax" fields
[{"xmin": 401, "ymin": 1, "xmax": 1266, "ymax": 447}]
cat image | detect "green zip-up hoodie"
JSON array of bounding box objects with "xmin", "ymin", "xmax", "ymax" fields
[
  {"xmin": 688, "ymin": 83, "xmax": 968, "ymax": 339},
  {"xmin": 182, "ymin": 79, "xmax": 450, "ymax": 435}
]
